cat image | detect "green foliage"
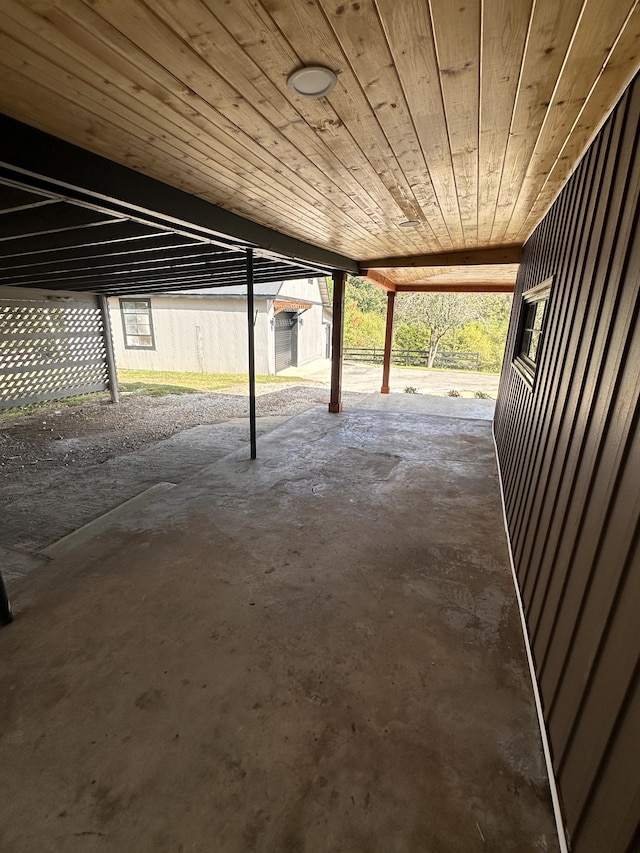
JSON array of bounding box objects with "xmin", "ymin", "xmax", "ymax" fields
[
  {"xmin": 443, "ymin": 294, "xmax": 512, "ymax": 372},
  {"xmin": 393, "ymin": 321, "xmax": 431, "ymax": 351},
  {"xmin": 395, "ymin": 292, "xmax": 482, "ymax": 366},
  {"xmin": 404, "ymin": 386, "xmax": 418, "ymax": 394},
  {"xmin": 346, "ymin": 276, "xmax": 387, "ymax": 315},
  {"xmin": 338, "ymin": 281, "xmax": 512, "ymax": 372},
  {"xmin": 394, "ymin": 293, "xmax": 512, "ymax": 371},
  {"xmin": 343, "ymin": 298, "xmax": 386, "ymax": 347}
]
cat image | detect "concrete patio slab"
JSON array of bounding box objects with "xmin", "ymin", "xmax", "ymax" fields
[
  {"xmin": 0, "ymin": 404, "xmax": 558, "ymax": 853},
  {"xmin": 356, "ymin": 391, "xmax": 495, "ymax": 421}
]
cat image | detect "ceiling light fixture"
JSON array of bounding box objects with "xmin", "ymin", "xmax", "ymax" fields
[
  {"xmin": 287, "ymin": 66, "xmax": 338, "ymax": 98},
  {"xmin": 399, "ymin": 220, "xmax": 420, "ymax": 227}
]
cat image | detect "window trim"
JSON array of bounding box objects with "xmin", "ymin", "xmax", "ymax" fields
[
  {"xmin": 119, "ymin": 298, "xmax": 156, "ymax": 350},
  {"xmin": 513, "ymin": 276, "xmax": 552, "ymax": 387}
]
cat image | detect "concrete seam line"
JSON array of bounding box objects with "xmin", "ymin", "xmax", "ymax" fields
[{"xmin": 491, "ymin": 421, "xmax": 569, "ymax": 853}]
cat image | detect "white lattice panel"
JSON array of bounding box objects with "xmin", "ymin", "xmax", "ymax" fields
[{"xmin": 0, "ymin": 293, "xmax": 109, "ymax": 408}]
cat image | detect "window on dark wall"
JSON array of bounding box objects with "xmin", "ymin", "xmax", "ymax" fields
[
  {"xmin": 514, "ymin": 277, "xmax": 552, "ymax": 385},
  {"xmin": 120, "ymin": 299, "xmax": 155, "ymax": 349}
]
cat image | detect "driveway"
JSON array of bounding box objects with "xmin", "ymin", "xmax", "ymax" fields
[{"xmin": 280, "ymin": 358, "xmax": 502, "ymax": 396}]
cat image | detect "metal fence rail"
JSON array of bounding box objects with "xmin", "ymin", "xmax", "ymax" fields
[{"xmin": 343, "ymin": 347, "xmax": 480, "ymax": 370}]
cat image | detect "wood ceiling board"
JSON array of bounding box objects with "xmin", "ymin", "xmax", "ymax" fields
[
  {"xmin": 208, "ymin": 0, "xmax": 425, "ymax": 249},
  {"xmin": 429, "ymin": 0, "xmax": 481, "ymax": 245},
  {"xmin": 0, "ymin": 8, "xmax": 363, "ymax": 249},
  {"xmin": 489, "ymin": 0, "xmax": 586, "ymax": 244},
  {"xmin": 362, "ymin": 270, "xmax": 397, "ymax": 292},
  {"xmin": 478, "ymin": 0, "xmax": 533, "ymax": 243},
  {"xmin": 261, "ymin": 0, "xmax": 442, "ymax": 237},
  {"xmin": 360, "ymin": 246, "xmax": 522, "ymax": 268},
  {"xmin": 395, "ymin": 282, "xmax": 515, "ymax": 292},
  {"xmin": 151, "ymin": 0, "xmax": 403, "ymax": 239},
  {"xmin": 376, "ymin": 0, "xmax": 463, "ymax": 246},
  {"xmin": 0, "ymin": 0, "xmax": 637, "ymax": 265},
  {"xmin": 44, "ymin": 0, "xmax": 405, "ymax": 253},
  {"xmin": 373, "ymin": 263, "xmax": 519, "ymax": 288},
  {"xmin": 317, "ymin": 0, "xmax": 450, "ymax": 247},
  {"xmin": 515, "ymin": 3, "xmax": 640, "ymax": 241},
  {"xmin": 503, "ymin": 0, "xmax": 640, "ymax": 243}
]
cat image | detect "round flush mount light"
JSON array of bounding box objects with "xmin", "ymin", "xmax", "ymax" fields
[
  {"xmin": 399, "ymin": 220, "xmax": 421, "ymax": 227},
  {"xmin": 287, "ymin": 66, "xmax": 338, "ymax": 98}
]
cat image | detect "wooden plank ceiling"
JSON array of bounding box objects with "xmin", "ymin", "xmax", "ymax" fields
[{"xmin": 0, "ymin": 0, "xmax": 638, "ymax": 292}]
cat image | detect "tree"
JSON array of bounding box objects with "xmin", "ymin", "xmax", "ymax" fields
[
  {"xmin": 395, "ymin": 292, "xmax": 481, "ymax": 366},
  {"xmin": 343, "ymin": 299, "xmax": 385, "ymax": 347},
  {"xmin": 393, "ymin": 321, "xmax": 431, "ymax": 352},
  {"xmin": 445, "ymin": 294, "xmax": 513, "ymax": 371},
  {"xmin": 346, "ymin": 276, "xmax": 387, "ymax": 315}
]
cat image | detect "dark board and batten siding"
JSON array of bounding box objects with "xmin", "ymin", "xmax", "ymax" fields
[{"xmin": 494, "ymin": 75, "xmax": 640, "ymax": 853}]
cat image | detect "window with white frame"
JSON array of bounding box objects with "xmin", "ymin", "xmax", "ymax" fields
[{"xmin": 120, "ymin": 299, "xmax": 155, "ymax": 349}]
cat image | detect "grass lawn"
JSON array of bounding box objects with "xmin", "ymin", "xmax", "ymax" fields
[
  {"xmin": 0, "ymin": 370, "xmax": 308, "ymax": 424},
  {"xmin": 117, "ymin": 369, "xmax": 310, "ymax": 395}
]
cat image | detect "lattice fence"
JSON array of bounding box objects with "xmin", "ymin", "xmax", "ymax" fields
[{"xmin": 0, "ymin": 291, "xmax": 109, "ymax": 409}]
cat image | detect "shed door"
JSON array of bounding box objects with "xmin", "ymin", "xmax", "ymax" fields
[{"xmin": 274, "ymin": 312, "xmax": 296, "ymax": 372}]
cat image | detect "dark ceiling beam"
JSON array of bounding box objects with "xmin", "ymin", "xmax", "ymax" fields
[
  {"xmin": 0, "ymin": 199, "xmax": 58, "ymax": 216},
  {"xmin": 0, "ymin": 234, "xmax": 197, "ymax": 269},
  {"xmin": 359, "ymin": 246, "xmax": 522, "ymax": 269},
  {"xmin": 0, "ymin": 245, "xmax": 239, "ymax": 281},
  {"xmin": 0, "ymin": 203, "xmax": 115, "ymax": 240},
  {"xmin": 0, "ymin": 114, "xmax": 358, "ymax": 274},
  {"xmin": 0, "ymin": 185, "xmax": 49, "ymax": 210},
  {"xmin": 0, "ymin": 219, "xmax": 146, "ymax": 257}
]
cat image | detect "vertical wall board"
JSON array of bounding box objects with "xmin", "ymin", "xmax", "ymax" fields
[
  {"xmin": 523, "ymin": 99, "xmax": 640, "ymax": 633},
  {"xmin": 537, "ymin": 241, "xmax": 640, "ymax": 699},
  {"xmin": 493, "ymin": 71, "xmax": 640, "ymax": 853},
  {"xmin": 556, "ymin": 517, "xmax": 640, "ymax": 831},
  {"xmin": 570, "ymin": 671, "xmax": 640, "ymax": 853},
  {"xmin": 511, "ymin": 132, "xmax": 609, "ymax": 575}
]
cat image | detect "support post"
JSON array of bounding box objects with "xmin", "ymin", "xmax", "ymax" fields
[
  {"xmin": 246, "ymin": 249, "xmax": 257, "ymax": 459},
  {"xmin": 381, "ymin": 290, "xmax": 396, "ymax": 394},
  {"xmin": 329, "ymin": 271, "xmax": 347, "ymax": 413},
  {"xmin": 99, "ymin": 295, "xmax": 120, "ymax": 404},
  {"xmin": 0, "ymin": 571, "xmax": 13, "ymax": 626}
]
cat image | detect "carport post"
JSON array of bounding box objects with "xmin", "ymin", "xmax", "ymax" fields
[
  {"xmin": 381, "ymin": 290, "xmax": 396, "ymax": 394},
  {"xmin": 329, "ymin": 270, "xmax": 347, "ymax": 413},
  {"xmin": 99, "ymin": 295, "xmax": 120, "ymax": 404},
  {"xmin": 246, "ymin": 249, "xmax": 257, "ymax": 459}
]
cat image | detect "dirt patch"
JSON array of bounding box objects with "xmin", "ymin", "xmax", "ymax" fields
[{"xmin": 0, "ymin": 386, "xmax": 368, "ymax": 557}]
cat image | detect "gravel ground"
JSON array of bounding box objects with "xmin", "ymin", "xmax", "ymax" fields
[
  {"xmin": 0, "ymin": 385, "xmax": 368, "ymax": 467},
  {"xmin": 0, "ymin": 385, "xmax": 369, "ymax": 557}
]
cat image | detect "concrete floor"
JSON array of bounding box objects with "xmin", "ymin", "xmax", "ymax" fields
[{"xmin": 0, "ymin": 399, "xmax": 558, "ymax": 852}]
